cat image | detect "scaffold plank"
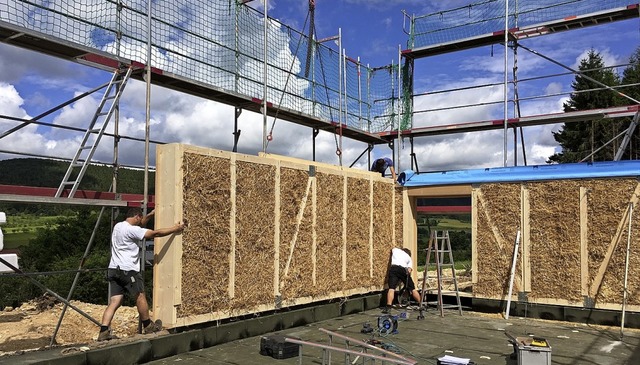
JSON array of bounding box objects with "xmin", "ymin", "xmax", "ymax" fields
[{"xmin": 0, "ymin": 184, "xmax": 152, "ymax": 207}]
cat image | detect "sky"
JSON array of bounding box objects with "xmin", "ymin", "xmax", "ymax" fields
[{"xmin": 0, "ymin": 0, "xmax": 639, "ymax": 175}]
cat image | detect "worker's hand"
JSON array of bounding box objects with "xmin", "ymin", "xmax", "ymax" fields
[{"xmin": 175, "ymin": 220, "xmax": 187, "ymax": 232}]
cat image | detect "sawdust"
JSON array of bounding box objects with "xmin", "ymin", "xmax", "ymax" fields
[{"xmin": 0, "ymin": 295, "xmax": 142, "ymax": 358}]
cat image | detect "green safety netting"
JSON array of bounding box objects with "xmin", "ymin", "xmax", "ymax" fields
[
  {"xmin": 407, "ymin": 0, "xmax": 638, "ymax": 49},
  {"xmin": 0, "ymin": 0, "xmax": 401, "ymax": 133}
]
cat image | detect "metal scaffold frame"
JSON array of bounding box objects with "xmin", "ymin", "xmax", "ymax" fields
[
  {"xmin": 0, "ymin": 0, "xmax": 638, "ymax": 346},
  {"xmin": 399, "ymin": 1, "xmax": 640, "ymax": 169}
]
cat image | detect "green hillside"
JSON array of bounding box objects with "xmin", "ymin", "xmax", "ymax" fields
[{"xmin": 0, "ymin": 158, "xmax": 154, "ymax": 216}]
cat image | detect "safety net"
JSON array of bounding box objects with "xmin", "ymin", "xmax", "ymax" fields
[
  {"xmin": 0, "ymin": 0, "xmax": 400, "ymax": 134},
  {"xmin": 407, "ymin": 0, "xmax": 639, "ymax": 50}
]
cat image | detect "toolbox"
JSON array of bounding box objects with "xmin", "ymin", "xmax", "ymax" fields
[
  {"xmin": 259, "ymin": 334, "xmax": 300, "ymax": 359},
  {"xmin": 510, "ymin": 336, "xmax": 551, "ymax": 365}
]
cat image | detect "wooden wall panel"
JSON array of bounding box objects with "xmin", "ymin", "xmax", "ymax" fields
[
  {"xmin": 234, "ymin": 161, "xmax": 276, "ymax": 309},
  {"xmin": 586, "ymin": 179, "xmax": 640, "ymax": 305},
  {"xmin": 372, "ymin": 181, "xmax": 394, "ymax": 287},
  {"xmin": 154, "ymin": 145, "xmax": 397, "ymax": 328},
  {"xmin": 346, "ymin": 177, "xmax": 372, "ymax": 288},
  {"xmin": 279, "ymin": 167, "xmax": 314, "ymax": 300},
  {"xmin": 473, "ymin": 183, "xmax": 521, "ymax": 298},
  {"xmin": 471, "ymin": 178, "xmax": 640, "ymax": 310},
  {"xmin": 178, "ymin": 152, "xmax": 231, "ymax": 318},
  {"xmin": 528, "ymin": 180, "xmax": 582, "ymax": 302},
  {"xmin": 316, "ymin": 172, "xmax": 345, "ymax": 293}
]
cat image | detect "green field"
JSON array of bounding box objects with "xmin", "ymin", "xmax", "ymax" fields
[
  {"xmin": 2, "ymin": 215, "xmax": 64, "ymax": 249},
  {"xmin": 431, "ymin": 218, "xmax": 471, "ymax": 231}
]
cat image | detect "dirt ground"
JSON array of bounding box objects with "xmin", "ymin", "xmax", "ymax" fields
[{"xmin": 0, "ymin": 294, "xmax": 141, "ymax": 358}]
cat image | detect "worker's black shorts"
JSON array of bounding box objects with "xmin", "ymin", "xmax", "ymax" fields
[
  {"xmin": 107, "ymin": 268, "xmax": 145, "ymax": 297},
  {"xmin": 387, "ymin": 265, "xmax": 416, "ymax": 292}
]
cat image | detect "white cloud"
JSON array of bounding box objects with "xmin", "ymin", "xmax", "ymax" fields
[{"xmin": 545, "ymin": 82, "xmax": 563, "ymax": 95}]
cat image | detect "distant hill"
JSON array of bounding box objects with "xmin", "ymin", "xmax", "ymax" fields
[
  {"xmin": 0, "ymin": 158, "xmax": 155, "ymax": 214},
  {"xmin": 0, "ymin": 158, "xmax": 154, "ymax": 194}
]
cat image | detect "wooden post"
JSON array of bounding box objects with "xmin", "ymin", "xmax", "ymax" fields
[
  {"xmin": 522, "ymin": 185, "xmax": 531, "ymax": 292},
  {"xmin": 274, "ymin": 161, "xmax": 281, "ymax": 296},
  {"xmin": 229, "ymin": 154, "xmax": 237, "ymax": 299},
  {"xmin": 153, "ymin": 143, "xmax": 184, "ymax": 326},
  {"xmin": 579, "ymin": 186, "xmax": 589, "ymax": 298}
]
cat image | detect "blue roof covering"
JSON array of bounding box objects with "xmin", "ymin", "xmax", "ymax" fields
[{"xmin": 398, "ymin": 160, "xmax": 640, "ymax": 187}]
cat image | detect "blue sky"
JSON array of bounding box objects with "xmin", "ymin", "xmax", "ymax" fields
[{"xmin": 0, "ymin": 0, "xmax": 638, "ymax": 173}]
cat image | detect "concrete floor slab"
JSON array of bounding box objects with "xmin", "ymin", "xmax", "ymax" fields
[{"xmin": 145, "ymin": 308, "xmax": 640, "ymax": 365}]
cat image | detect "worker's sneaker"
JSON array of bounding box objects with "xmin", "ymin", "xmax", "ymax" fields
[
  {"xmin": 143, "ymin": 319, "xmax": 163, "ymax": 334},
  {"xmin": 381, "ymin": 306, "xmax": 391, "ymax": 314},
  {"xmin": 97, "ymin": 329, "xmax": 118, "ymax": 341}
]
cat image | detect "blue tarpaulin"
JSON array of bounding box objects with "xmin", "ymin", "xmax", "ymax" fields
[{"xmin": 398, "ymin": 160, "xmax": 640, "ymax": 187}]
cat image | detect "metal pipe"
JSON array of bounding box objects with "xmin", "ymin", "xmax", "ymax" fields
[
  {"xmin": 0, "ymin": 256, "xmax": 101, "ymax": 326},
  {"xmin": 141, "ymin": 0, "xmax": 153, "ymax": 334},
  {"xmin": 51, "ymin": 206, "xmax": 108, "ymax": 345},
  {"xmin": 262, "ymin": 0, "xmax": 269, "ymax": 153},
  {"xmin": 518, "ymin": 44, "xmax": 640, "ymax": 105},
  {"xmin": 337, "ymin": 28, "xmax": 343, "ymax": 165},
  {"xmin": 503, "ymin": 0, "xmax": 509, "ymax": 167},
  {"xmin": 0, "ymin": 82, "xmax": 110, "ymax": 140}
]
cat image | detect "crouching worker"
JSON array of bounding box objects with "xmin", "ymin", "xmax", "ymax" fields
[
  {"xmin": 382, "ymin": 247, "xmax": 421, "ymax": 314},
  {"xmin": 98, "ymin": 208, "xmax": 186, "ymax": 341}
]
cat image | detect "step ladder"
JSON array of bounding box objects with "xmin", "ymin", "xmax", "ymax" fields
[
  {"xmin": 418, "ymin": 230, "xmax": 462, "ymax": 318},
  {"xmin": 55, "ymin": 66, "xmax": 133, "ymax": 198}
]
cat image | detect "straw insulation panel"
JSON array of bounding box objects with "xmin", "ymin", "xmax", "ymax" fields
[
  {"xmin": 153, "ymin": 144, "xmax": 401, "ymax": 328},
  {"xmin": 472, "ymin": 178, "xmax": 640, "ymax": 310}
]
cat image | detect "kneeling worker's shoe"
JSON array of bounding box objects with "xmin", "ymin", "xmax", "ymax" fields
[
  {"xmin": 97, "ymin": 329, "xmax": 118, "ymax": 341},
  {"xmin": 143, "ymin": 319, "xmax": 163, "ymax": 334}
]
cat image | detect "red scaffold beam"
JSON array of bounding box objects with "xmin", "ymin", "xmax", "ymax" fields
[{"xmin": 417, "ymin": 205, "xmax": 471, "ymax": 214}]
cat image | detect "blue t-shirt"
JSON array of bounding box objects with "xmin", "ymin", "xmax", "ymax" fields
[{"xmin": 371, "ymin": 157, "xmax": 393, "ymax": 176}]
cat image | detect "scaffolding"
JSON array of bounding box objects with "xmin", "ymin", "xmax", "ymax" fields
[
  {"xmin": 400, "ymin": 0, "xmax": 640, "ymax": 167},
  {"xmin": 0, "ymin": 0, "xmax": 639, "ymax": 349}
]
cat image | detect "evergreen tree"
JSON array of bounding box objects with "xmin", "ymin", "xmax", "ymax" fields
[{"xmin": 548, "ymin": 49, "xmax": 620, "ymax": 163}]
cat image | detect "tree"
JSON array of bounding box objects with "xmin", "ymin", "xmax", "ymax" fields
[
  {"xmin": 0, "ymin": 210, "xmax": 112, "ymax": 309},
  {"xmin": 548, "ymin": 49, "xmax": 621, "ymax": 163}
]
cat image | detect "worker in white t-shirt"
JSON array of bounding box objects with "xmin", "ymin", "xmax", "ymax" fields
[
  {"xmin": 98, "ymin": 207, "xmax": 186, "ymax": 341},
  {"xmin": 382, "ymin": 247, "xmax": 421, "ymax": 313}
]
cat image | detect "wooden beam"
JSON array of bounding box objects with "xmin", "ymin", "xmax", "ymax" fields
[
  {"xmin": 229, "ymin": 154, "xmax": 237, "ymax": 299},
  {"xmin": 342, "ymin": 174, "xmax": 348, "ymax": 281},
  {"xmin": 471, "ymin": 188, "xmax": 478, "ymax": 285},
  {"xmin": 282, "ymin": 176, "xmax": 313, "ymax": 279},
  {"xmin": 521, "ymin": 185, "xmax": 531, "ymax": 292},
  {"xmin": 579, "ymin": 186, "xmax": 589, "ymax": 297},
  {"xmin": 274, "ymin": 162, "xmax": 281, "ymax": 296},
  {"xmin": 369, "ymin": 178, "xmax": 374, "ymax": 278},
  {"xmin": 153, "ymin": 143, "xmax": 184, "ymax": 325},
  {"xmin": 312, "ymin": 173, "xmax": 317, "ymax": 285}
]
